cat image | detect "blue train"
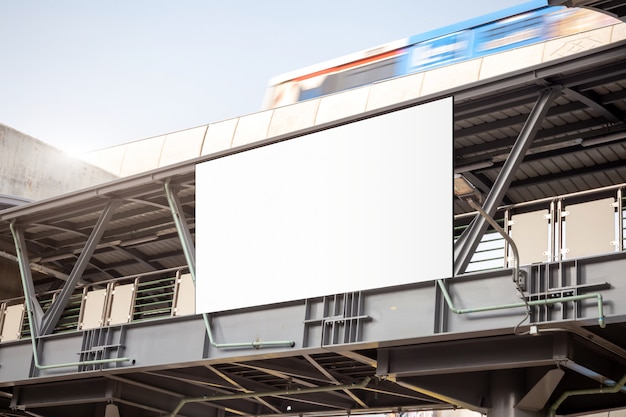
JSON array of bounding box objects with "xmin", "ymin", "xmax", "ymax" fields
[{"xmin": 261, "ymin": 0, "xmax": 617, "ymax": 109}]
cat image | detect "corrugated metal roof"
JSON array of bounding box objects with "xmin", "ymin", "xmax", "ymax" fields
[{"xmin": 453, "ymin": 38, "xmax": 626, "ymax": 216}]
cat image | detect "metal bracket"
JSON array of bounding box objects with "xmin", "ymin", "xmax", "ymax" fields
[{"xmin": 516, "ymin": 268, "xmax": 528, "ymax": 292}]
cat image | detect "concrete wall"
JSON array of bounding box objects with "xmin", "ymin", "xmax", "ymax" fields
[
  {"xmin": 0, "ymin": 123, "xmax": 118, "ymax": 202},
  {"xmin": 0, "ymin": 124, "xmax": 120, "ymax": 299}
]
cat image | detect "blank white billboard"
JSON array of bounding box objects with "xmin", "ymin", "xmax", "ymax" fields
[{"xmin": 196, "ymin": 97, "xmax": 452, "ymax": 313}]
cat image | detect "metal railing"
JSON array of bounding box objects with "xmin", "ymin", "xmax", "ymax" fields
[
  {"xmin": 1, "ymin": 267, "xmax": 192, "ymax": 343},
  {"xmin": 456, "ymin": 184, "xmax": 626, "ymax": 273},
  {"xmin": 2, "ymin": 185, "xmax": 626, "ymax": 343}
]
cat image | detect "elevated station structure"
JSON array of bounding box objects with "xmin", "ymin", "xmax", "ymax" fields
[{"xmin": 1, "ymin": 5, "xmax": 626, "ymax": 417}]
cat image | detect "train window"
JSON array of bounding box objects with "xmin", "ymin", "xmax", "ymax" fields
[
  {"xmin": 298, "ymin": 56, "xmax": 401, "ymax": 101},
  {"xmin": 475, "ymin": 11, "xmax": 548, "ymax": 52},
  {"xmin": 408, "ymin": 31, "xmax": 471, "ymax": 73},
  {"xmin": 337, "ymin": 57, "xmax": 400, "ymax": 91}
]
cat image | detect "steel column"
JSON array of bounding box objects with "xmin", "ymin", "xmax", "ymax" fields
[
  {"xmin": 489, "ymin": 369, "xmax": 543, "ymax": 417},
  {"xmin": 165, "ymin": 179, "xmax": 196, "ymax": 281},
  {"xmin": 454, "ymin": 86, "xmax": 562, "ymax": 276},
  {"xmin": 40, "ymin": 199, "xmax": 121, "ymax": 336},
  {"xmin": 10, "ymin": 222, "xmax": 44, "ymax": 337}
]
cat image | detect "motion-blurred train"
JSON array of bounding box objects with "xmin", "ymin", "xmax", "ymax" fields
[{"xmin": 261, "ymin": 0, "xmax": 618, "ymax": 109}]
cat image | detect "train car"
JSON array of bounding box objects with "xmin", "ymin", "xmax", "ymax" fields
[{"xmin": 261, "ymin": 0, "xmax": 618, "ymax": 110}]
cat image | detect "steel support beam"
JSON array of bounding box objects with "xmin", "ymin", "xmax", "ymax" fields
[
  {"xmin": 39, "ymin": 199, "xmax": 121, "ymax": 336},
  {"xmin": 165, "ymin": 180, "xmax": 196, "ymax": 280},
  {"xmin": 454, "ymin": 86, "xmax": 562, "ymax": 276},
  {"xmin": 391, "ymin": 376, "xmax": 488, "ymax": 414},
  {"xmin": 377, "ymin": 333, "xmax": 566, "ymax": 377},
  {"xmin": 489, "ymin": 369, "xmax": 544, "ymax": 417},
  {"xmin": 563, "ymin": 87, "xmax": 622, "ymax": 124},
  {"xmin": 10, "ymin": 223, "xmax": 44, "ymax": 337}
]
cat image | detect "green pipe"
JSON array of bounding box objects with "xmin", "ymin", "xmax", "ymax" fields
[
  {"xmin": 437, "ymin": 279, "xmax": 605, "ymax": 328},
  {"xmin": 164, "ymin": 179, "xmax": 196, "ymax": 280},
  {"xmin": 201, "ymin": 312, "xmax": 295, "ymax": 350},
  {"xmin": 548, "ymin": 372, "xmax": 626, "ymax": 417},
  {"xmin": 35, "ymin": 357, "xmax": 134, "ymax": 371},
  {"xmin": 453, "ymin": 197, "xmax": 605, "ymax": 328},
  {"xmin": 164, "ymin": 180, "xmax": 295, "ymax": 350},
  {"xmin": 10, "ymin": 222, "xmax": 132, "ymax": 371},
  {"xmin": 168, "ymin": 376, "xmax": 371, "ymax": 416}
]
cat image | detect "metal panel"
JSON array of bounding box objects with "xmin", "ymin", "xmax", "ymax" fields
[
  {"xmin": 173, "ymin": 273, "xmax": 195, "ymax": 317},
  {"xmin": 108, "ymin": 283, "xmax": 135, "ymax": 326},
  {"xmin": 443, "ymin": 272, "xmax": 530, "ymax": 333},
  {"xmin": 511, "ymin": 209, "xmax": 550, "ymax": 265},
  {"xmin": 1, "ymin": 304, "xmax": 24, "ymax": 342},
  {"xmin": 0, "ymin": 341, "xmax": 33, "ymax": 383},
  {"xmin": 563, "ymin": 198, "xmax": 616, "ymax": 259},
  {"xmin": 120, "ymin": 316, "xmax": 207, "ymax": 368},
  {"xmin": 80, "ymin": 288, "xmax": 107, "ymax": 330},
  {"xmin": 35, "ymin": 334, "xmax": 92, "ymax": 378}
]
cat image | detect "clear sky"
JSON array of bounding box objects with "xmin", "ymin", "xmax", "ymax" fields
[{"xmin": 0, "ymin": 0, "xmax": 529, "ymax": 154}]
